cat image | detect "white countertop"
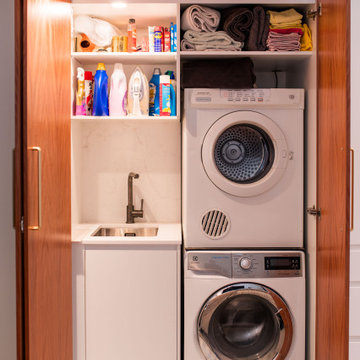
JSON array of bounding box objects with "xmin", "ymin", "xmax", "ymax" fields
[{"xmin": 72, "ymin": 223, "xmax": 182, "ymax": 245}]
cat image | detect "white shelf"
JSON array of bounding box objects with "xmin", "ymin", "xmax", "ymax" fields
[
  {"xmin": 180, "ymin": 51, "xmax": 313, "ymax": 70},
  {"xmin": 71, "ymin": 115, "xmax": 179, "ymax": 122},
  {"xmin": 72, "ymin": 52, "xmax": 177, "ymax": 65}
]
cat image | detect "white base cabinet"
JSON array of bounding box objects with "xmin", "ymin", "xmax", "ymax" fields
[{"xmin": 73, "ymin": 243, "xmax": 180, "ymax": 360}]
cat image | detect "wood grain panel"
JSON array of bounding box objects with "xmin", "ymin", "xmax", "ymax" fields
[
  {"xmin": 316, "ymin": 0, "xmax": 350, "ymax": 359},
  {"xmin": 15, "ymin": 0, "xmax": 24, "ymax": 358},
  {"xmin": 23, "ymin": 0, "xmax": 72, "ymax": 359}
]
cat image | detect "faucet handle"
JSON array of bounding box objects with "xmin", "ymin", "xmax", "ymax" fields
[{"xmin": 140, "ymin": 199, "xmax": 144, "ymax": 211}]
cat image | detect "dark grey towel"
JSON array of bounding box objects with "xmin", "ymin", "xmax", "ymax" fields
[
  {"xmin": 247, "ymin": 6, "xmax": 269, "ymax": 51},
  {"xmin": 221, "ymin": 7, "xmax": 254, "ymax": 43},
  {"xmin": 181, "ymin": 58, "xmax": 256, "ymax": 89}
]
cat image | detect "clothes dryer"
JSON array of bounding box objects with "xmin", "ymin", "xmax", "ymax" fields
[
  {"xmin": 184, "ymin": 250, "xmax": 305, "ymax": 360},
  {"xmin": 182, "ymin": 88, "xmax": 304, "ymax": 248}
]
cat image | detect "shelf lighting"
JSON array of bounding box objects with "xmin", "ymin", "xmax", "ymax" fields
[{"xmin": 111, "ymin": 2, "xmax": 127, "ymax": 8}]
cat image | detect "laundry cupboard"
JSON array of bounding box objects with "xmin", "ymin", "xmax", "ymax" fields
[{"xmin": 14, "ymin": 0, "xmax": 350, "ymax": 360}]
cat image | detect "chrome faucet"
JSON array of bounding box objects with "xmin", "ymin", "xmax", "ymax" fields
[{"xmin": 126, "ymin": 172, "xmax": 144, "ymax": 224}]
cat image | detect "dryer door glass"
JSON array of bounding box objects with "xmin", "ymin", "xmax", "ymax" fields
[
  {"xmin": 214, "ymin": 124, "xmax": 274, "ymax": 184},
  {"xmin": 197, "ymin": 284, "xmax": 293, "ymax": 360}
]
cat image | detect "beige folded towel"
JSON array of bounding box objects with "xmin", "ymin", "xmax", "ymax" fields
[
  {"xmin": 181, "ymin": 30, "xmax": 244, "ymax": 51},
  {"xmin": 181, "ymin": 5, "xmax": 221, "ymax": 32}
]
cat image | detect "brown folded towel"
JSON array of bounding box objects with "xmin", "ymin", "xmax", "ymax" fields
[
  {"xmin": 181, "ymin": 58, "xmax": 256, "ymax": 89},
  {"xmin": 221, "ymin": 7, "xmax": 254, "ymax": 43},
  {"xmin": 247, "ymin": 6, "xmax": 269, "ymax": 51}
]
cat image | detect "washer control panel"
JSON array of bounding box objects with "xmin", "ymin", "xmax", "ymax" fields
[{"xmin": 187, "ymin": 251, "xmax": 303, "ymax": 278}]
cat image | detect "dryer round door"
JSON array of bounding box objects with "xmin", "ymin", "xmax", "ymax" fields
[
  {"xmin": 197, "ymin": 283, "xmax": 293, "ymax": 360},
  {"xmin": 201, "ymin": 111, "xmax": 288, "ymax": 197}
]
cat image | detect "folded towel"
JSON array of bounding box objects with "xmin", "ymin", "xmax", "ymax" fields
[
  {"xmin": 266, "ymin": 32, "xmax": 301, "ymax": 51},
  {"xmin": 181, "ymin": 5, "xmax": 221, "ymax": 32},
  {"xmin": 181, "ymin": 30, "xmax": 244, "ymax": 51},
  {"xmin": 247, "ymin": 6, "xmax": 269, "ymax": 51},
  {"xmin": 221, "ymin": 7, "xmax": 253, "ymax": 42},
  {"xmin": 300, "ymin": 23, "xmax": 313, "ymax": 51},
  {"xmin": 267, "ymin": 8, "xmax": 303, "ymax": 26},
  {"xmin": 270, "ymin": 28, "xmax": 304, "ymax": 35},
  {"xmin": 181, "ymin": 58, "xmax": 256, "ymax": 89}
]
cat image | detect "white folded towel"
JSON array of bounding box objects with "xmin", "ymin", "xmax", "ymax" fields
[
  {"xmin": 181, "ymin": 5, "xmax": 221, "ymax": 32},
  {"xmin": 181, "ymin": 30, "xmax": 244, "ymax": 51}
]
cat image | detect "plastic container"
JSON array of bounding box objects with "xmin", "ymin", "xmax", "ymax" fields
[
  {"xmin": 84, "ymin": 71, "xmax": 93, "ymax": 116},
  {"xmin": 160, "ymin": 75, "xmax": 171, "ymax": 116},
  {"xmin": 170, "ymin": 23, "xmax": 174, "ymax": 52},
  {"xmin": 75, "ymin": 67, "xmax": 86, "ymax": 116},
  {"xmin": 164, "ymin": 28, "xmax": 171, "ymax": 52},
  {"xmin": 128, "ymin": 66, "xmax": 149, "ymax": 116},
  {"xmin": 149, "ymin": 68, "xmax": 161, "ymax": 116},
  {"xmin": 92, "ymin": 63, "xmax": 109, "ymax": 116},
  {"xmin": 165, "ymin": 70, "xmax": 176, "ymax": 116},
  {"xmin": 109, "ymin": 63, "xmax": 127, "ymax": 116},
  {"xmin": 148, "ymin": 26, "xmax": 155, "ymax": 53},
  {"xmin": 128, "ymin": 18, "xmax": 136, "ymax": 52}
]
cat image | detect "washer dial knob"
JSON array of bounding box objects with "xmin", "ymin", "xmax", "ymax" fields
[{"xmin": 239, "ymin": 257, "xmax": 252, "ymax": 270}]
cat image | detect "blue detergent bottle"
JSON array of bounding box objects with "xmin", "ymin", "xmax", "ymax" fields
[
  {"xmin": 93, "ymin": 63, "xmax": 109, "ymax": 116},
  {"xmin": 149, "ymin": 68, "xmax": 161, "ymax": 116},
  {"xmin": 165, "ymin": 70, "xmax": 176, "ymax": 116}
]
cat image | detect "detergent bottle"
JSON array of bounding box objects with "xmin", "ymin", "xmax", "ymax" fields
[
  {"xmin": 92, "ymin": 63, "xmax": 109, "ymax": 116},
  {"xmin": 109, "ymin": 63, "xmax": 127, "ymax": 116},
  {"xmin": 165, "ymin": 70, "xmax": 176, "ymax": 116},
  {"xmin": 75, "ymin": 67, "xmax": 86, "ymax": 116},
  {"xmin": 149, "ymin": 68, "xmax": 161, "ymax": 116}
]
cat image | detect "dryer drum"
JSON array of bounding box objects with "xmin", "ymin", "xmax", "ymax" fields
[{"xmin": 214, "ymin": 124, "xmax": 275, "ymax": 184}]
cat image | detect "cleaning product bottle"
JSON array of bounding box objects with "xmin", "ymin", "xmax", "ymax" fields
[
  {"xmin": 128, "ymin": 66, "xmax": 149, "ymax": 116},
  {"xmin": 92, "ymin": 63, "xmax": 109, "ymax": 116},
  {"xmin": 109, "ymin": 63, "xmax": 127, "ymax": 116},
  {"xmin": 165, "ymin": 70, "xmax": 176, "ymax": 116},
  {"xmin": 75, "ymin": 67, "xmax": 86, "ymax": 116},
  {"xmin": 149, "ymin": 68, "xmax": 161, "ymax": 116},
  {"xmin": 84, "ymin": 71, "xmax": 93, "ymax": 116},
  {"xmin": 127, "ymin": 18, "xmax": 136, "ymax": 52},
  {"xmin": 159, "ymin": 75, "xmax": 171, "ymax": 116}
]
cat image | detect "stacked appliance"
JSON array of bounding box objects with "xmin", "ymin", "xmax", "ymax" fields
[{"xmin": 182, "ymin": 88, "xmax": 306, "ymax": 360}]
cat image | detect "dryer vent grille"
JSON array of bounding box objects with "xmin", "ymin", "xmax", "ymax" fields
[{"xmin": 201, "ymin": 210, "xmax": 229, "ymax": 239}]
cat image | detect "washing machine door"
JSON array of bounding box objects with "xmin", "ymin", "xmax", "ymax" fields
[
  {"xmin": 197, "ymin": 283, "xmax": 293, "ymax": 360},
  {"xmin": 202, "ymin": 111, "xmax": 288, "ymax": 197}
]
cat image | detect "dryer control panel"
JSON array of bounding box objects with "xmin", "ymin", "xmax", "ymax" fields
[{"xmin": 189, "ymin": 88, "xmax": 305, "ymax": 109}]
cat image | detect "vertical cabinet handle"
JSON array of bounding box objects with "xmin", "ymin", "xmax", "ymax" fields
[
  {"xmin": 351, "ymin": 148, "xmax": 355, "ymax": 231},
  {"xmin": 28, "ymin": 146, "xmax": 42, "ymax": 230}
]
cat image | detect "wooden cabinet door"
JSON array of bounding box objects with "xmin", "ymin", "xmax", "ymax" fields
[
  {"xmin": 316, "ymin": 0, "xmax": 350, "ymax": 359},
  {"xmin": 15, "ymin": 0, "xmax": 72, "ymax": 359}
]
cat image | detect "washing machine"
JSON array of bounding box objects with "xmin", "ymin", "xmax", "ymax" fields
[
  {"xmin": 184, "ymin": 250, "xmax": 305, "ymax": 360},
  {"xmin": 182, "ymin": 88, "xmax": 304, "ymax": 248}
]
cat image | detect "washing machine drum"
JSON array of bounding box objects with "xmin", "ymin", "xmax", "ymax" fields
[
  {"xmin": 202, "ymin": 111, "xmax": 288, "ymax": 197},
  {"xmin": 197, "ymin": 283, "xmax": 293, "ymax": 360}
]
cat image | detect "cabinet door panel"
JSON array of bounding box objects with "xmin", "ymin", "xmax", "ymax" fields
[
  {"xmin": 85, "ymin": 246, "xmax": 179, "ymax": 360},
  {"xmin": 316, "ymin": 0, "xmax": 350, "ymax": 359},
  {"xmin": 18, "ymin": 0, "xmax": 72, "ymax": 359}
]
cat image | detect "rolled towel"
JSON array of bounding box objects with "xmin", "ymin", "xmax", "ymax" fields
[
  {"xmin": 181, "ymin": 30, "xmax": 244, "ymax": 51},
  {"xmin": 266, "ymin": 32, "xmax": 301, "ymax": 51},
  {"xmin": 221, "ymin": 7, "xmax": 254, "ymax": 42},
  {"xmin": 181, "ymin": 5, "xmax": 221, "ymax": 32},
  {"xmin": 267, "ymin": 8, "xmax": 303, "ymax": 27},
  {"xmin": 247, "ymin": 6, "xmax": 269, "ymax": 51}
]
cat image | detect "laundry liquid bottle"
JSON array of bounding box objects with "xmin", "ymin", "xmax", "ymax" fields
[
  {"xmin": 149, "ymin": 68, "xmax": 161, "ymax": 116},
  {"xmin": 109, "ymin": 63, "xmax": 127, "ymax": 116},
  {"xmin": 75, "ymin": 67, "xmax": 86, "ymax": 116},
  {"xmin": 92, "ymin": 63, "xmax": 109, "ymax": 116}
]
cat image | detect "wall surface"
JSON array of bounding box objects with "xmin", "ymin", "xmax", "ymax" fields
[{"xmin": 0, "ymin": 0, "xmax": 16, "ymax": 359}]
